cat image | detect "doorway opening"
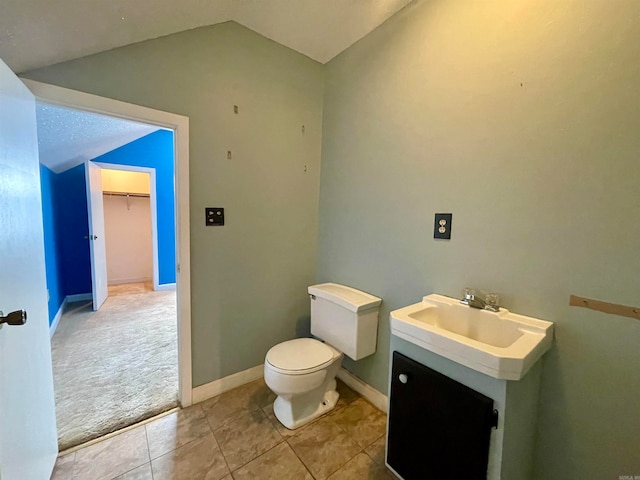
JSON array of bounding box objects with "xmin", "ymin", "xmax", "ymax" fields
[{"xmin": 31, "ymin": 80, "xmax": 191, "ymax": 451}]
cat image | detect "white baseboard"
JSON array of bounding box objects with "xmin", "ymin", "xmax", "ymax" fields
[
  {"xmin": 192, "ymin": 365, "xmax": 264, "ymax": 404},
  {"xmin": 66, "ymin": 293, "xmax": 92, "ymax": 302},
  {"xmin": 49, "ymin": 293, "xmax": 92, "ymax": 337},
  {"xmin": 189, "ymin": 364, "xmax": 389, "ymax": 414},
  {"xmin": 49, "ymin": 300, "xmax": 66, "ymax": 338},
  {"xmin": 337, "ymin": 368, "xmax": 388, "ymax": 413},
  {"xmin": 155, "ymin": 283, "xmax": 176, "ymax": 291},
  {"xmin": 108, "ymin": 277, "xmax": 152, "ymax": 286}
]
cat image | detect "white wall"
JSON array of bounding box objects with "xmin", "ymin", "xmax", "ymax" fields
[{"xmin": 103, "ymin": 193, "xmax": 153, "ymax": 285}]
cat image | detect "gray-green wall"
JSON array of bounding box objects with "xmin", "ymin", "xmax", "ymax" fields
[
  {"xmin": 24, "ymin": 2, "xmax": 640, "ymax": 477},
  {"xmin": 318, "ymin": 0, "xmax": 640, "ymax": 479},
  {"xmin": 25, "ymin": 22, "xmax": 325, "ymax": 387}
]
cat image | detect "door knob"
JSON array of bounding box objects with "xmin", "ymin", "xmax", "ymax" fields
[
  {"xmin": 398, "ymin": 373, "xmax": 409, "ymax": 384},
  {"xmin": 0, "ymin": 310, "xmax": 27, "ymax": 326}
]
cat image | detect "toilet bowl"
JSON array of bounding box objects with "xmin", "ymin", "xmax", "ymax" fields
[
  {"xmin": 264, "ymin": 338, "xmax": 343, "ymax": 429},
  {"xmin": 264, "ymin": 283, "xmax": 382, "ymax": 430}
]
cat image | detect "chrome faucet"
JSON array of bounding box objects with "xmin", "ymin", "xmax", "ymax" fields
[{"xmin": 460, "ymin": 289, "xmax": 500, "ymax": 312}]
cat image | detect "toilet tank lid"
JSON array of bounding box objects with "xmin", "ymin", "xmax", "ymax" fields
[{"xmin": 308, "ymin": 283, "xmax": 382, "ymax": 312}]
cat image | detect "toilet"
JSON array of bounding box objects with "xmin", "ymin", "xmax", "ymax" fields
[{"xmin": 264, "ymin": 283, "xmax": 382, "ymax": 430}]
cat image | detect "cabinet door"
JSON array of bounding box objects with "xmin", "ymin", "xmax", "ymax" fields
[{"xmin": 387, "ymin": 352, "xmax": 496, "ymax": 480}]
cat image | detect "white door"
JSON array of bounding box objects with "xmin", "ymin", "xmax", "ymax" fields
[
  {"xmin": 85, "ymin": 160, "xmax": 108, "ymax": 310},
  {"xmin": 0, "ymin": 59, "xmax": 58, "ymax": 479}
]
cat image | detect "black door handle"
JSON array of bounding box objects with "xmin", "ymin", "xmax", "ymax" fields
[{"xmin": 0, "ymin": 310, "xmax": 27, "ymax": 326}]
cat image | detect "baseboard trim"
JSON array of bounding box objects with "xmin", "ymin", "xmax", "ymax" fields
[
  {"xmin": 108, "ymin": 277, "xmax": 152, "ymax": 286},
  {"xmin": 337, "ymin": 368, "xmax": 388, "ymax": 413},
  {"xmin": 189, "ymin": 364, "xmax": 388, "ymax": 413},
  {"xmin": 49, "ymin": 300, "xmax": 66, "ymax": 338},
  {"xmin": 66, "ymin": 293, "xmax": 92, "ymax": 302},
  {"xmin": 192, "ymin": 365, "xmax": 264, "ymax": 404},
  {"xmin": 49, "ymin": 293, "xmax": 92, "ymax": 338},
  {"xmin": 155, "ymin": 283, "xmax": 176, "ymax": 291}
]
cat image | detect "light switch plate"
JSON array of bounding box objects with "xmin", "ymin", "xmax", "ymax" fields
[{"xmin": 206, "ymin": 208, "xmax": 225, "ymax": 226}]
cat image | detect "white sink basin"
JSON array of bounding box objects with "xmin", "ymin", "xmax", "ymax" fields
[{"xmin": 390, "ymin": 294, "xmax": 554, "ymax": 380}]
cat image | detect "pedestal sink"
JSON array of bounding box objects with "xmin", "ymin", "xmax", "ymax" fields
[{"xmin": 390, "ymin": 294, "xmax": 553, "ymax": 380}]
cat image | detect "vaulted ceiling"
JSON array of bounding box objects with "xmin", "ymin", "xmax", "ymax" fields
[
  {"xmin": 0, "ymin": 0, "xmax": 412, "ymax": 74},
  {"xmin": 5, "ymin": 1, "xmax": 413, "ymax": 172},
  {"xmin": 36, "ymin": 104, "xmax": 161, "ymax": 173}
]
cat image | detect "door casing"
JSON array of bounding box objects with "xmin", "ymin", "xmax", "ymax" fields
[{"xmin": 23, "ymin": 79, "xmax": 194, "ymax": 407}]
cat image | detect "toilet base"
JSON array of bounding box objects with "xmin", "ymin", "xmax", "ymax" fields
[{"xmin": 273, "ymin": 379, "xmax": 340, "ymax": 430}]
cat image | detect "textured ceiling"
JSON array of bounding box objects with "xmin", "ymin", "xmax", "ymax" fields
[
  {"xmin": 37, "ymin": 103, "xmax": 160, "ymax": 173},
  {"xmin": 0, "ymin": 0, "xmax": 412, "ymax": 73}
]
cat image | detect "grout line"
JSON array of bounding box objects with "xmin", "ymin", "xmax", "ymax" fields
[
  {"xmin": 326, "ymin": 448, "xmax": 364, "ymax": 480},
  {"xmin": 58, "ymin": 407, "xmax": 180, "ymax": 456},
  {"xmin": 143, "ymin": 420, "xmax": 153, "ymax": 479},
  {"xmin": 211, "ymin": 429, "xmax": 233, "ymax": 475},
  {"xmin": 285, "ymin": 437, "xmax": 316, "ymax": 480},
  {"xmin": 110, "ymin": 461, "xmax": 150, "ymax": 480},
  {"xmin": 230, "ymin": 440, "xmax": 286, "ymax": 474},
  {"xmin": 146, "ymin": 406, "xmax": 212, "ymax": 462}
]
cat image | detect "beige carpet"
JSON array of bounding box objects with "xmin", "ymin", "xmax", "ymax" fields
[{"xmin": 51, "ymin": 288, "xmax": 178, "ymax": 451}]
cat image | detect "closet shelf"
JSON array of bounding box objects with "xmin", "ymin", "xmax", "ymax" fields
[{"xmin": 103, "ymin": 190, "xmax": 150, "ymax": 198}]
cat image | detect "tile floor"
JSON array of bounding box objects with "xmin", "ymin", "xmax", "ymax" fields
[{"xmin": 51, "ymin": 378, "xmax": 395, "ymax": 480}]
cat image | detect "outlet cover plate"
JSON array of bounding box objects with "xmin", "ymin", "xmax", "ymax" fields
[{"xmin": 434, "ymin": 213, "xmax": 452, "ymax": 239}]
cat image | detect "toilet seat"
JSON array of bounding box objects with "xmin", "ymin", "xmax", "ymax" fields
[{"xmin": 266, "ymin": 338, "xmax": 338, "ymax": 375}]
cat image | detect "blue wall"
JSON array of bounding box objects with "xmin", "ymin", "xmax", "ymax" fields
[
  {"xmin": 39, "ymin": 163, "xmax": 91, "ymax": 325},
  {"xmin": 40, "ymin": 165, "xmax": 65, "ymax": 325},
  {"xmin": 57, "ymin": 164, "xmax": 92, "ymax": 296},
  {"xmin": 40, "ymin": 130, "xmax": 175, "ymax": 325},
  {"xmin": 93, "ymin": 129, "xmax": 176, "ymax": 285}
]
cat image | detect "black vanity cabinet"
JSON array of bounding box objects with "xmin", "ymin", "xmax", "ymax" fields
[{"xmin": 386, "ymin": 352, "xmax": 497, "ymax": 480}]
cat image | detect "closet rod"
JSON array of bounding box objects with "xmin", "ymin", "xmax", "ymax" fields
[{"xmin": 103, "ymin": 191, "xmax": 150, "ymax": 198}]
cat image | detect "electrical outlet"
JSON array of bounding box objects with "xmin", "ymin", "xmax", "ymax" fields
[
  {"xmin": 206, "ymin": 208, "xmax": 225, "ymax": 226},
  {"xmin": 434, "ymin": 213, "xmax": 452, "ymax": 239}
]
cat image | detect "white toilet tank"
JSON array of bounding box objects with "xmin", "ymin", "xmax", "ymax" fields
[{"xmin": 308, "ymin": 283, "xmax": 382, "ymax": 360}]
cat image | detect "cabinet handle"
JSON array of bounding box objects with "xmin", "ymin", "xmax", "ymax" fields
[{"xmin": 399, "ymin": 373, "xmax": 408, "ymax": 384}]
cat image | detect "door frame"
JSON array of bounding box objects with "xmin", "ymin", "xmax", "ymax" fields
[
  {"xmin": 95, "ymin": 163, "xmax": 169, "ymax": 291},
  {"xmin": 24, "ymin": 79, "xmax": 193, "ymax": 406}
]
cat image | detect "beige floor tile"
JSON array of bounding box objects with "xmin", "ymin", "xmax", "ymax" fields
[
  {"xmin": 151, "ymin": 433, "xmax": 230, "ymax": 480},
  {"xmin": 336, "ymin": 379, "xmax": 361, "ymax": 408},
  {"xmin": 62, "ymin": 378, "xmax": 388, "ymax": 480},
  {"xmin": 51, "ymin": 452, "xmax": 75, "ymax": 480},
  {"xmin": 231, "ymin": 442, "xmax": 313, "ymax": 480},
  {"xmin": 364, "ymin": 435, "xmax": 387, "ymax": 466},
  {"xmin": 287, "ymin": 415, "xmax": 362, "ymax": 480},
  {"xmin": 73, "ymin": 426, "xmax": 149, "ymax": 480},
  {"xmin": 330, "ymin": 398, "xmax": 387, "ymax": 448},
  {"xmin": 326, "ymin": 452, "xmax": 395, "ymax": 480},
  {"xmin": 201, "ymin": 379, "xmax": 274, "ymax": 429},
  {"xmin": 146, "ymin": 405, "xmax": 211, "ymax": 459},
  {"xmin": 114, "ymin": 462, "xmax": 154, "ymax": 480},
  {"xmin": 212, "ymin": 409, "xmax": 283, "ymax": 471}
]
